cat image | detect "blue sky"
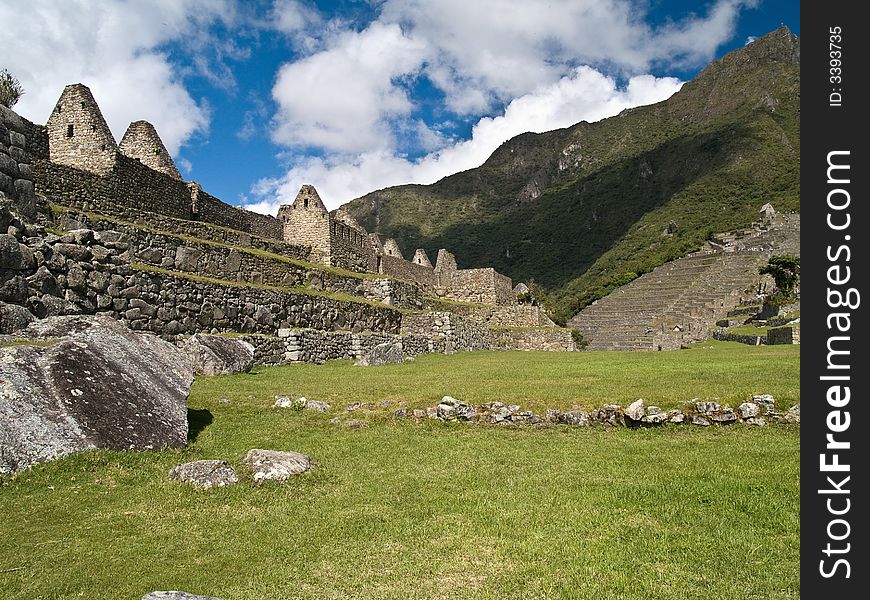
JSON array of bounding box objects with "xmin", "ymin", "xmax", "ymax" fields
[{"xmin": 5, "ymin": 1, "xmax": 798, "ymax": 212}]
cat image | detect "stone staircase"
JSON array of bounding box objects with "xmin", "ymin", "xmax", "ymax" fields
[{"xmin": 568, "ymin": 214, "xmax": 799, "ymax": 351}]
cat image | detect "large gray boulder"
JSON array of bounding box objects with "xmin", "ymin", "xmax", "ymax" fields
[
  {"xmin": 183, "ymin": 334, "xmax": 255, "ymax": 376},
  {"xmin": 0, "ymin": 315, "xmax": 195, "ymax": 474}
]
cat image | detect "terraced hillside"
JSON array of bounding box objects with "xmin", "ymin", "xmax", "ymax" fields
[
  {"xmin": 568, "ymin": 213, "xmax": 799, "ymax": 350},
  {"xmin": 342, "ymin": 27, "xmax": 800, "ymax": 323}
]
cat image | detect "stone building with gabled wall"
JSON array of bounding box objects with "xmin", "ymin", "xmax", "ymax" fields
[
  {"xmin": 276, "ymin": 183, "xmax": 516, "ymax": 305},
  {"xmin": 46, "ymin": 84, "xmax": 118, "ymax": 175},
  {"xmin": 35, "ymin": 82, "xmax": 521, "ymax": 308},
  {"xmin": 119, "ymin": 120, "xmax": 182, "ymax": 180}
]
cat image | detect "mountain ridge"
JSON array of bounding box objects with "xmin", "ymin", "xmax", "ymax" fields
[{"xmin": 341, "ymin": 26, "xmax": 799, "ymax": 323}]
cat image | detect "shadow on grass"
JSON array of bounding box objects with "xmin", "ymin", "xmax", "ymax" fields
[{"xmin": 187, "ymin": 408, "xmax": 213, "ymax": 442}]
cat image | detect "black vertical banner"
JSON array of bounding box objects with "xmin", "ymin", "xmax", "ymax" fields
[{"xmin": 802, "ymin": 2, "xmax": 869, "ymax": 597}]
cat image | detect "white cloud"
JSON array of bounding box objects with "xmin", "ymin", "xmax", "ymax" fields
[
  {"xmin": 250, "ymin": 0, "xmax": 751, "ymax": 213},
  {"xmin": 2, "ymin": 0, "xmax": 234, "ymax": 155},
  {"xmin": 270, "ymin": 22, "xmax": 429, "ymax": 153},
  {"xmin": 270, "ymin": 0, "xmax": 322, "ymax": 34},
  {"xmin": 249, "ymin": 69, "xmax": 682, "ymax": 212},
  {"xmin": 381, "ymin": 0, "xmax": 756, "ymax": 112}
]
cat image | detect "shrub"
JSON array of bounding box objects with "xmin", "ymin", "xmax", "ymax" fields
[
  {"xmin": 0, "ymin": 68, "xmax": 24, "ymax": 108},
  {"xmin": 760, "ymin": 255, "xmax": 800, "ymax": 299}
]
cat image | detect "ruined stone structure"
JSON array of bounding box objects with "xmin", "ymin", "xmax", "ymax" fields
[
  {"xmin": 34, "ymin": 83, "xmax": 521, "ymax": 307},
  {"xmin": 46, "ymin": 84, "xmax": 118, "ymax": 175},
  {"xmin": 276, "ymin": 185, "xmax": 371, "ymax": 271},
  {"xmin": 277, "ymin": 185, "xmax": 515, "ymax": 306},
  {"xmin": 119, "ymin": 120, "xmax": 182, "ymax": 180},
  {"xmin": 0, "ymin": 83, "xmax": 572, "ymax": 363}
]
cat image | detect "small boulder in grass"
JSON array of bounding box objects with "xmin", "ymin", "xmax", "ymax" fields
[
  {"xmin": 305, "ymin": 399, "xmax": 331, "ymax": 413},
  {"xmin": 739, "ymin": 402, "xmax": 760, "ymax": 419},
  {"xmin": 241, "ymin": 449, "xmax": 316, "ymax": 483},
  {"xmin": 274, "ymin": 396, "xmax": 307, "ymax": 409},
  {"xmin": 624, "ymin": 399, "xmax": 645, "ymax": 421},
  {"xmin": 169, "ymin": 460, "xmax": 238, "ymax": 489},
  {"xmin": 751, "ymin": 394, "xmax": 776, "ymax": 413}
]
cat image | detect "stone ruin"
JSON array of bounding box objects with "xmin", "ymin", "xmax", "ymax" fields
[{"xmin": 0, "ymin": 82, "xmax": 576, "ymax": 366}]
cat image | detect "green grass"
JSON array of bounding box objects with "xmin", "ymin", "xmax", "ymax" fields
[
  {"xmin": 189, "ymin": 342, "xmax": 799, "ymax": 413},
  {"xmin": 0, "ymin": 346, "xmax": 799, "ymax": 599}
]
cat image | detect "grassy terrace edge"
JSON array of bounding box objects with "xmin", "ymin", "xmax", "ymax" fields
[
  {"xmin": 48, "ymin": 203, "xmax": 391, "ymax": 281},
  {"xmin": 130, "ymin": 263, "xmax": 406, "ymax": 313}
]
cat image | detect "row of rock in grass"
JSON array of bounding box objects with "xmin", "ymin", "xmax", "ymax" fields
[
  {"xmin": 169, "ymin": 448, "xmax": 316, "ymax": 489},
  {"xmin": 393, "ymin": 394, "xmax": 799, "ymax": 427},
  {"xmin": 267, "ymin": 392, "xmax": 799, "ymax": 429}
]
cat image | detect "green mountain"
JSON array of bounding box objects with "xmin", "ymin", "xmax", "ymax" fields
[{"xmin": 341, "ymin": 27, "xmax": 800, "ymax": 324}]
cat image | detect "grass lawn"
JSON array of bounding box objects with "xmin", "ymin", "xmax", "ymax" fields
[{"xmin": 0, "ymin": 343, "xmax": 800, "ymax": 599}]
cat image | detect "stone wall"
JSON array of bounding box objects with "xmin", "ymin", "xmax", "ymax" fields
[
  {"xmin": 35, "ymin": 158, "xmax": 192, "ymax": 220},
  {"xmin": 488, "ymin": 305, "xmax": 556, "ymax": 327},
  {"xmin": 713, "ymin": 326, "xmax": 800, "ymax": 346},
  {"xmin": 401, "ymin": 311, "xmax": 491, "ymax": 353},
  {"xmin": 1, "ymin": 224, "xmax": 402, "ymax": 339},
  {"xmin": 447, "ymin": 268, "xmax": 514, "ymax": 305},
  {"xmin": 330, "ymin": 218, "xmax": 372, "ymax": 272},
  {"xmin": 380, "ymin": 254, "xmax": 438, "ymax": 290},
  {"xmin": 713, "ymin": 330, "xmax": 764, "ymax": 345},
  {"xmin": 241, "ymin": 329, "xmax": 448, "ymax": 366},
  {"xmin": 356, "ymin": 277, "xmax": 423, "ymax": 309},
  {"xmin": 57, "ymin": 207, "xmax": 309, "ymax": 262},
  {"xmin": 418, "ymin": 301, "xmax": 555, "ymax": 330},
  {"xmin": 34, "ymin": 159, "xmax": 284, "ymax": 241},
  {"xmin": 0, "ymin": 105, "xmax": 40, "ymax": 219},
  {"xmin": 54, "ymin": 210, "xmax": 421, "ymax": 309},
  {"xmin": 768, "ymin": 325, "xmax": 800, "ymax": 344},
  {"xmin": 489, "ymin": 327, "xmax": 576, "ymax": 352}
]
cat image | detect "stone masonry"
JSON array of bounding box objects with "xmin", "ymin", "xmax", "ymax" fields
[
  {"xmin": 119, "ymin": 120, "xmax": 182, "ymax": 180},
  {"xmin": 0, "ymin": 104, "xmax": 39, "ymax": 219},
  {"xmin": 46, "ymin": 84, "xmax": 118, "ymax": 175},
  {"xmin": 2, "ymin": 83, "xmax": 577, "ymax": 362}
]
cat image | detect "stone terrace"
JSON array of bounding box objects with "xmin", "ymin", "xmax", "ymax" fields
[{"xmin": 568, "ymin": 214, "xmax": 800, "ymax": 351}]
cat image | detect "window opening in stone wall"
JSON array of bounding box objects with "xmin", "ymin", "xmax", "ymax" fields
[
  {"xmin": 304, "ymin": 198, "xmax": 309, "ymax": 208},
  {"xmin": 101, "ymin": 144, "xmax": 106, "ymax": 151},
  {"xmin": 91, "ymin": 124, "xmax": 96, "ymax": 132},
  {"xmin": 81, "ymin": 101, "xmax": 86, "ymax": 109},
  {"xmin": 57, "ymin": 104, "xmax": 62, "ymax": 113},
  {"xmin": 66, "ymin": 124, "xmax": 74, "ymax": 138}
]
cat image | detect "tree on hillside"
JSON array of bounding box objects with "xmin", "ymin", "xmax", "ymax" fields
[
  {"xmin": 760, "ymin": 255, "xmax": 800, "ymax": 301},
  {"xmin": 0, "ymin": 69, "xmax": 24, "ymax": 108}
]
